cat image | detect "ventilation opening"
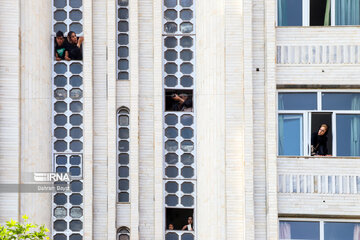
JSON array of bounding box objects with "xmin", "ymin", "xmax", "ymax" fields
[
  {"xmin": 166, "ymin": 208, "xmax": 194, "ymax": 231},
  {"xmin": 165, "ymin": 89, "xmax": 193, "ymax": 112},
  {"xmin": 310, "ymin": 0, "xmax": 330, "ymax": 26},
  {"xmin": 54, "ymin": 32, "xmax": 83, "ymax": 61},
  {"xmin": 311, "ymin": 112, "xmax": 332, "ymax": 156}
]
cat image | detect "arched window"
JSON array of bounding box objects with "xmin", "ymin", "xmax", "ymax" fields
[
  {"xmin": 117, "ymin": 107, "xmax": 130, "ymax": 202},
  {"xmin": 117, "ymin": 227, "xmax": 130, "ymax": 240}
]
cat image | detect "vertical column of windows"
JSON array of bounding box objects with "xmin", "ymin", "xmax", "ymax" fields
[
  {"xmin": 117, "ymin": 0, "xmax": 130, "ymax": 80},
  {"xmin": 163, "ymin": 1, "xmax": 196, "ymax": 240},
  {"xmin": 52, "ymin": 1, "xmax": 83, "ymax": 239},
  {"xmin": 117, "ymin": 108, "xmax": 130, "ymax": 203}
]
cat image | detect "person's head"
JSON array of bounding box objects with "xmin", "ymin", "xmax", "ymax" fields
[
  {"xmin": 318, "ymin": 124, "xmax": 328, "ymax": 136},
  {"xmin": 56, "ymin": 31, "xmax": 64, "ymax": 46},
  {"xmin": 187, "ymin": 216, "xmax": 193, "ymax": 224},
  {"xmin": 168, "ymin": 224, "xmax": 174, "ymax": 230},
  {"xmin": 67, "ymin": 31, "xmax": 77, "ymax": 44}
]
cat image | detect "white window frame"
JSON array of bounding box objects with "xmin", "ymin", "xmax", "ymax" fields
[
  {"xmin": 279, "ymin": 218, "xmax": 360, "ymax": 240},
  {"xmin": 277, "ymin": 89, "xmax": 360, "ymax": 157},
  {"xmin": 277, "ymin": 0, "xmax": 351, "ymax": 26}
]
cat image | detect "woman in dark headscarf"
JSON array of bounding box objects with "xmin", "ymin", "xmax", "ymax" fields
[{"xmin": 311, "ymin": 123, "xmax": 329, "ymax": 156}]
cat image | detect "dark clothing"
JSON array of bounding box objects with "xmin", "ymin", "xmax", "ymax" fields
[
  {"xmin": 311, "ymin": 132, "xmax": 328, "ymax": 155},
  {"xmin": 172, "ymin": 98, "xmax": 192, "ymax": 111},
  {"xmin": 67, "ymin": 43, "xmax": 83, "ymax": 60},
  {"xmin": 55, "ymin": 42, "xmax": 68, "ymax": 59}
]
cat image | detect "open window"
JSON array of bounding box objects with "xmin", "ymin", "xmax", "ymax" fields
[
  {"xmin": 166, "ymin": 208, "xmax": 194, "ymax": 231},
  {"xmin": 278, "ymin": 91, "xmax": 360, "ymax": 157},
  {"xmin": 165, "ymin": 89, "xmax": 193, "ymax": 112},
  {"xmin": 310, "ymin": 0, "xmax": 330, "ymax": 26}
]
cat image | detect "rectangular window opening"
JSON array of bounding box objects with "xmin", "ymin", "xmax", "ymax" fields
[
  {"xmin": 165, "ymin": 89, "xmax": 193, "ymax": 112},
  {"xmin": 311, "ymin": 113, "xmax": 332, "ymax": 156},
  {"xmin": 310, "ymin": 0, "xmax": 331, "ymax": 26},
  {"xmin": 166, "ymin": 208, "xmax": 194, "ymax": 231}
]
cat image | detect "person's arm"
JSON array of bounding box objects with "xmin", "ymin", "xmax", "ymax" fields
[
  {"xmin": 172, "ymin": 94, "xmax": 184, "ymax": 104},
  {"xmin": 77, "ymin": 36, "xmax": 84, "ymax": 48},
  {"xmin": 65, "ymin": 50, "xmax": 71, "ymax": 61},
  {"xmin": 55, "ymin": 52, "xmax": 61, "ymax": 61},
  {"xmin": 181, "ymin": 225, "xmax": 187, "ymax": 231}
]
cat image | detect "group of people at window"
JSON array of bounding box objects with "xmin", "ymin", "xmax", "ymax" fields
[
  {"xmin": 55, "ymin": 31, "xmax": 84, "ymax": 61},
  {"xmin": 168, "ymin": 216, "xmax": 194, "ymax": 231}
]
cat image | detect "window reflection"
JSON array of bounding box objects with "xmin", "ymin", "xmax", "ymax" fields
[
  {"xmin": 336, "ymin": 115, "xmax": 360, "ymax": 156},
  {"xmin": 278, "ymin": 114, "xmax": 303, "ymax": 156},
  {"xmin": 279, "ymin": 221, "xmax": 319, "ymax": 240},
  {"xmin": 278, "ymin": 0, "xmax": 303, "ymax": 26}
]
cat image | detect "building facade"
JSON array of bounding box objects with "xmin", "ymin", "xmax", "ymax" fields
[{"xmin": 0, "ymin": 0, "xmax": 360, "ymax": 239}]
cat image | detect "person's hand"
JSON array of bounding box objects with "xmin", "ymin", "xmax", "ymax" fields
[
  {"xmin": 172, "ymin": 94, "xmax": 181, "ymax": 101},
  {"xmin": 77, "ymin": 36, "xmax": 84, "ymax": 47},
  {"xmin": 65, "ymin": 56, "xmax": 71, "ymax": 61},
  {"xmin": 56, "ymin": 57, "xmax": 61, "ymax": 61}
]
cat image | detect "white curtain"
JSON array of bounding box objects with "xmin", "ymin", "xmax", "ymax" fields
[
  {"xmin": 336, "ymin": 0, "xmax": 360, "ymax": 25},
  {"xmin": 350, "ymin": 96, "xmax": 360, "ymax": 156},
  {"xmin": 279, "ymin": 222, "xmax": 291, "ymax": 240},
  {"xmin": 354, "ymin": 224, "xmax": 360, "ymax": 240}
]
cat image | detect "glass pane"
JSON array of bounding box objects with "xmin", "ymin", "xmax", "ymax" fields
[
  {"xmin": 55, "ymin": 114, "xmax": 67, "ymax": 126},
  {"xmin": 69, "ymin": 10, "xmax": 82, "ymax": 21},
  {"xmin": 278, "ymin": 93, "xmax": 317, "ymax": 110},
  {"xmin": 70, "ymin": 194, "xmax": 83, "ymax": 205},
  {"xmin": 165, "ymin": 153, "xmax": 178, "ymax": 164},
  {"xmin": 119, "ymin": 179, "xmax": 129, "ymax": 190},
  {"xmin": 69, "ymin": 234, "xmax": 82, "ymax": 240},
  {"xmin": 70, "ymin": 207, "xmax": 83, "ymax": 218},
  {"xmin": 118, "ymin": 192, "xmax": 129, "ymax": 202},
  {"xmin": 181, "ymin": 195, "xmax": 194, "ymax": 206},
  {"xmin": 70, "ymin": 140, "xmax": 83, "ymax": 152},
  {"xmin": 70, "ymin": 63, "xmax": 82, "ymax": 74},
  {"xmin": 165, "ymin": 181, "xmax": 178, "ymax": 193},
  {"xmin": 278, "ymin": 114, "xmax": 303, "ymax": 156},
  {"xmin": 180, "ymin": 22, "xmax": 193, "ymax": 33},
  {"xmin": 70, "ymin": 127, "xmax": 83, "ymax": 138},
  {"xmin": 70, "ymin": 75, "xmax": 83, "ymax": 87},
  {"xmin": 119, "ymin": 115, "xmax": 129, "ymax": 126},
  {"xmin": 165, "ymin": 194, "xmax": 178, "ymax": 206},
  {"xmin": 181, "ymin": 167, "xmax": 194, "ymax": 178},
  {"xmin": 279, "ymin": 221, "xmax": 320, "ymax": 240},
  {"xmin": 336, "ymin": 0, "xmax": 360, "ymax": 25},
  {"xmin": 322, "ymin": 93, "xmax": 360, "ymax": 110},
  {"xmin": 181, "ymin": 182, "xmax": 194, "ymax": 193},
  {"xmin": 119, "ymin": 166, "xmax": 129, "ymax": 177},
  {"xmin": 336, "ymin": 115, "xmax": 360, "ymax": 156},
  {"xmin": 119, "ymin": 153, "xmax": 129, "ymax": 164},
  {"xmin": 70, "ymin": 114, "xmax": 83, "ymax": 125},
  {"xmin": 324, "ymin": 222, "xmax": 359, "ymax": 240},
  {"xmin": 277, "ymin": 0, "xmax": 303, "ymax": 26},
  {"xmin": 54, "ymin": 220, "xmax": 67, "ymax": 231},
  {"xmin": 69, "ymin": 220, "xmax": 82, "ymax": 231},
  {"xmin": 70, "ymin": 181, "xmax": 83, "ymax": 192},
  {"xmin": 56, "ymin": 155, "xmax": 67, "ymax": 165},
  {"xmin": 70, "ymin": 155, "xmax": 81, "ymax": 165}
]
